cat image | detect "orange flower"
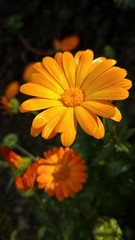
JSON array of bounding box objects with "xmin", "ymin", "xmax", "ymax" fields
[
  {"xmin": 20, "ymin": 50, "xmax": 132, "ymax": 146},
  {"xmin": 0, "ymin": 146, "xmax": 23, "ymax": 168},
  {"xmin": 15, "ymin": 161, "xmax": 39, "ymax": 191},
  {"xmin": 37, "ymin": 147, "xmax": 88, "ymax": 201},
  {"xmin": 53, "ymin": 35, "xmax": 80, "ymax": 51},
  {"xmin": 22, "ymin": 63, "xmax": 35, "ymax": 82},
  {"xmin": 0, "ymin": 81, "xmax": 20, "ymax": 114}
]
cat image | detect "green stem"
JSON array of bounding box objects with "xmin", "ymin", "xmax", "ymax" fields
[
  {"xmin": 15, "ymin": 144, "xmax": 35, "ymax": 162},
  {"xmin": 33, "ymin": 191, "xmax": 63, "ymax": 238}
]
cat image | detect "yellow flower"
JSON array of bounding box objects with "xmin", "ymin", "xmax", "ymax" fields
[
  {"xmin": 37, "ymin": 147, "xmax": 88, "ymax": 201},
  {"xmin": 20, "ymin": 50, "xmax": 132, "ymax": 146}
]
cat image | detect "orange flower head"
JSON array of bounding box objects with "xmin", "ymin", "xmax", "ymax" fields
[
  {"xmin": 37, "ymin": 147, "xmax": 88, "ymax": 201},
  {"xmin": 0, "ymin": 81, "xmax": 20, "ymax": 114},
  {"xmin": 0, "ymin": 146, "xmax": 23, "ymax": 168},
  {"xmin": 20, "ymin": 50, "xmax": 132, "ymax": 146},
  {"xmin": 53, "ymin": 35, "xmax": 80, "ymax": 51},
  {"xmin": 22, "ymin": 63, "xmax": 35, "ymax": 82},
  {"xmin": 15, "ymin": 161, "xmax": 39, "ymax": 192}
]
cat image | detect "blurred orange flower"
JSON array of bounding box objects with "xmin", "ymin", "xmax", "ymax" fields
[
  {"xmin": 20, "ymin": 50, "xmax": 132, "ymax": 146},
  {"xmin": 37, "ymin": 147, "xmax": 88, "ymax": 201},
  {"xmin": 53, "ymin": 35, "xmax": 80, "ymax": 51},
  {"xmin": 15, "ymin": 161, "xmax": 39, "ymax": 191},
  {"xmin": 0, "ymin": 81, "xmax": 20, "ymax": 114},
  {"xmin": 22, "ymin": 63, "xmax": 35, "ymax": 82},
  {"xmin": 0, "ymin": 146, "xmax": 23, "ymax": 168}
]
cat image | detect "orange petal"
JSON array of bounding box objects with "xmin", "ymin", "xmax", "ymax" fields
[
  {"xmin": 5, "ymin": 81, "xmax": 20, "ymax": 99},
  {"xmin": 30, "ymin": 126, "xmax": 44, "ymax": 137},
  {"xmin": 60, "ymin": 35, "xmax": 80, "ymax": 51}
]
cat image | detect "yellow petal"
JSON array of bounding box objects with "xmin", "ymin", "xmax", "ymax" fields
[
  {"xmin": 20, "ymin": 83, "xmax": 59, "ymax": 99},
  {"xmin": 85, "ymin": 67, "xmax": 127, "ymax": 95},
  {"xmin": 54, "ymin": 52, "xmax": 64, "ymax": 70},
  {"xmin": 43, "ymin": 57, "xmax": 69, "ymax": 90},
  {"xmin": 76, "ymin": 49, "xmax": 94, "ymax": 87},
  {"xmin": 62, "ymin": 52, "xmax": 76, "ymax": 87},
  {"xmin": 30, "ymin": 126, "xmax": 44, "ymax": 137},
  {"xmin": 113, "ymin": 79, "xmax": 132, "ymax": 90},
  {"xmin": 94, "ymin": 117, "xmax": 105, "ymax": 139},
  {"xmin": 55, "ymin": 107, "xmax": 73, "ymax": 132},
  {"xmin": 42, "ymin": 110, "xmax": 65, "ymax": 139},
  {"xmin": 61, "ymin": 111, "xmax": 77, "ymax": 146},
  {"xmin": 82, "ymin": 100, "xmax": 116, "ymax": 118},
  {"xmin": 111, "ymin": 107, "xmax": 122, "ymax": 122},
  {"xmin": 82, "ymin": 59, "xmax": 116, "ymax": 91},
  {"xmin": 31, "ymin": 73, "xmax": 64, "ymax": 94},
  {"xmin": 75, "ymin": 106, "xmax": 98, "ymax": 137},
  {"xmin": 32, "ymin": 106, "xmax": 66, "ymax": 129},
  {"xmin": 86, "ymin": 87, "xmax": 129, "ymax": 100},
  {"xmin": 20, "ymin": 98, "xmax": 62, "ymax": 112}
]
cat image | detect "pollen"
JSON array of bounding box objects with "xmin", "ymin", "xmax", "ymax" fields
[
  {"xmin": 53, "ymin": 164, "xmax": 70, "ymax": 180},
  {"xmin": 61, "ymin": 87, "xmax": 84, "ymax": 107}
]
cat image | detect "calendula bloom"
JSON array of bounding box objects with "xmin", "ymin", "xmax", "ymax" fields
[
  {"xmin": 22, "ymin": 63, "xmax": 35, "ymax": 82},
  {"xmin": 37, "ymin": 147, "xmax": 88, "ymax": 201},
  {"xmin": 53, "ymin": 35, "xmax": 80, "ymax": 51},
  {"xmin": 0, "ymin": 146, "xmax": 23, "ymax": 168},
  {"xmin": 20, "ymin": 50, "xmax": 132, "ymax": 146},
  {"xmin": 15, "ymin": 162, "xmax": 39, "ymax": 192},
  {"xmin": 0, "ymin": 81, "xmax": 20, "ymax": 114}
]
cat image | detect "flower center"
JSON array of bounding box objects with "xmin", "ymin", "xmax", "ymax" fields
[
  {"xmin": 61, "ymin": 87, "xmax": 84, "ymax": 107},
  {"xmin": 53, "ymin": 164, "xmax": 70, "ymax": 180}
]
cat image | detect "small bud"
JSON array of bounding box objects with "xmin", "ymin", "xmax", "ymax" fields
[
  {"xmin": 2, "ymin": 134, "xmax": 18, "ymax": 148},
  {"xmin": 93, "ymin": 217, "xmax": 123, "ymax": 240}
]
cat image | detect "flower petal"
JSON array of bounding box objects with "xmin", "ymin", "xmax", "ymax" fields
[
  {"xmin": 31, "ymin": 73, "xmax": 64, "ymax": 94},
  {"xmin": 75, "ymin": 106, "xmax": 98, "ymax": 137},
  {"xmin": 43, "ymin": 57, "xmax": 69, "ymax": 89},
  {"xmin": 20, "ymin": 98, "xmax": 62, "ymax": 112},
  {"xmin": 82, "ymin": 59, "xmax": 116, "ymax": 91},
  {"xmin": 20, "ymin": 83, "xmax": 59, "ymax": 99},
  {"xmin": 62, "ymin": 52, "xmax": 75, "ymax": 87},
  {"xmin": 85, "ymin": 67, "xmax": 127, "ymax": 95},
  {"xmin": 82, "ymin": 100, "xmax": 116, "ymax": 118},
  {"xmin": 42, "ymin": 109, "xmax": 66, "ymax": 139},
  {"xmin": 61, "ymin": 109, "xmax": 77, "ymax": 146},
  {"xmin": 32, "ymin": 106, "xmax": 66, "ymax": 129},
  {"xmin": 75, "ymin": 106, "xmax": 105, "ymax": 139},
  {"xmin": 86, "ymin": 87, "xmax": 129, "ymax": 100},
  {"xmin": 55, "ymin": 107, "xmax": 73, "ymax": 132},
  {"xmin": 112, "ymin": 79, "xmax": 132, "ymax": 90},
  {"xmin": 76, "ymin": 49, "xmax": 94, "ymax": 87},
  {"xmin": 111, "ymin": 106, "xmax": 122, "ymax": 122}
]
